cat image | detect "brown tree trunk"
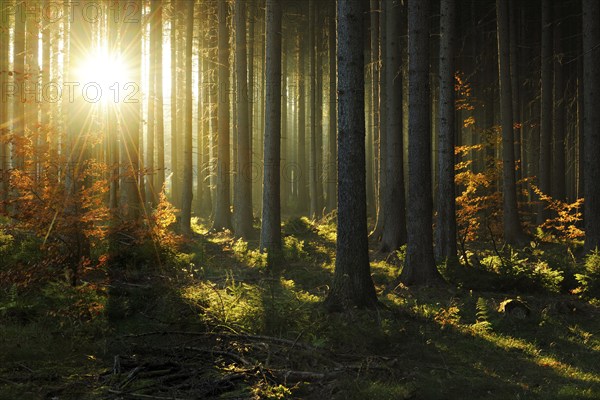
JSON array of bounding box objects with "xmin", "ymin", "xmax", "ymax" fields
[{"xmin": 325, "ymin": 0, "xmax": 378, "ymax": 311}]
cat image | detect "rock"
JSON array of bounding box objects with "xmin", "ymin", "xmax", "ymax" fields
[{"xmin": 498, "ymin": 299, "xmax": 531, "ymax": 319}]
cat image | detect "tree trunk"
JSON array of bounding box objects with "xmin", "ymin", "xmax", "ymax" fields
[
  {"xmin": 145, "ymin": 0, "xmax": 157, "ymax": 207},
  {"xmin": 308, "ymin": 0, "xmax": 319, "ymax": 219},
  {"xmin": 326, "ymin": 1, "xmax": 337, "ymax": 214},
  {"xmin": 538, "ymin": 0, "xmax": 552, "ymax": 223},
  {"xmin": 325, "ymin": 0, "xmax": 378, "ymax": 311},
  {"xmin": 234, "ymin": 0, "xmax": 253, "ymax": 238},
  {"xmin": 552, "ymin": 2, "xmax": 565, "ymax": 201},
  {"xmin": 0, "ymin": 10, "xmax": 8, "ymax": 210},
  {"xmin": 435, "ymin": 0, "xmax": 457, "ymax": 261},
  {"xmin": 497, "ymin": 0, "xmax": 526, "ymax": 245},
  {"xmin": 582, "ymin": 0, "xmax": 600, "ymax": 253},
  {"xmin": 380, "ymin": 0, "xmax": 406, "ymax": 253},
  {"xmin": 180, "ymin": 0, "xmax": 195, "ymax": 234},
  {"xmin": 213, "ymin": 0, "xmax": 232, "ymax": 230},
  {"xmin": 400, "ymin": 0, "xmax": 442, "ymax": 286},
  {"xmin": 120, "ymin": 0, "xmax": 142, "ymax": 222},
  {"xmin": 260, "ymin": 0, "xmax": 283, "ymax": 257},
  {"xmin": 154, "ymin": 0, "xmax": 165, "ymax": 198},
  {"xmin": 170, "ymin": 0, "xmax": 180, "ymax": 207}
]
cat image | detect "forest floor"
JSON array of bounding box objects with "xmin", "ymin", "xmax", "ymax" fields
[{"xmin": 1, "ymin": 217, "xmax": 600, "ymax": 399}]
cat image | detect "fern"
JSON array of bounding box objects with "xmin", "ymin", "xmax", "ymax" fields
[{"xmin": 473, "ymin": 297, "xmax": 492, "ymax": 332}]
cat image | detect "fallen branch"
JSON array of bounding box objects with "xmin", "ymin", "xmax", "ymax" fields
[
  {"xmin": 107, "ymin": 390, "xmax": 187, "ymax": 400},
  {"xmin": 183, "ymin": 346, "xmax": 252, "ymax": 367}
]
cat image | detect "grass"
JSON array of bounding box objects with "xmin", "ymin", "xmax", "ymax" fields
[{"xmin": 1, "ymin": 217, "xmax": 599, "ymax": 399}]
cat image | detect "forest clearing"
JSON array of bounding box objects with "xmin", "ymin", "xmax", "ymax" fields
[{"xmin": 1, "ymin": 0, "xmax": 600, "ymax": 398}]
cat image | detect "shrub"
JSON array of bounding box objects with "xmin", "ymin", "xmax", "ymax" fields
[{"xmin": 575, "ymin": 249, "xmax": 600, "ymax": 301}]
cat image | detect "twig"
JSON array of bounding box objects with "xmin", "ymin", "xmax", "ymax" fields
[
  {"xmin": 107, "ymin": 390, "xmax": 187, "ymax": 400},
  {"xmin": 0, "ymin": 376, "xmax": 18, "ymax": 385},
  {"xmin": 183, "ymin": 346, "xmax": 252, "ymax": 367}
]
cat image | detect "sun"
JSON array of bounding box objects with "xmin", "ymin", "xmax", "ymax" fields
[{"xmin": 75, "ymin": 48, "xmax": 131, "ymax": 103}]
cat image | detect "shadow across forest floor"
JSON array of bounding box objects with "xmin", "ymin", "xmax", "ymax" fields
[{"xmin": 1, "ymin": 217, "xmax": 599, "ymax": 399}]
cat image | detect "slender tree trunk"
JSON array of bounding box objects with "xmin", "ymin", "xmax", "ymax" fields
[
  {"xmin": 260, "ymin": 0, "xmax": 282, "ymax": 257},
  {"xmin": 552, "ymin": 2, "xmax": 565, "ymax": 201},
  {"xmin": 325, "ymin": 0, "xmax": 378, "ymax": 311},
  {"xmin": 326, "ymin": 1, "xmax": 337, "ymax": 213},
  {"xmin": 146, "ymin": 0, "xmax": 158, "ymax": 206},
  {"xmin": 582, "ymin": 0, "xmax": 600, "ymax": 253},
  {"xmin": 435, "ymin": 0, "xmax": 457, "ymax": 261},
  {"xmin": 297, "ymin": 32, "xmax": 308, "ymax": 213},
  {"xmin": 13, "ymin": 5, "xmax": 25, "ymax": 171},
  {"xmin": 497, "ymin": 0, "xmax": 526, "ymax": 244},
  {"xmin": 538, "ymin": 0, "xmax": 553, "ymax": 223},
  {"xmin": 234, "ymin": 0, "xmax": 253, "ymax": 238},
  {"xmin": 120, "ymin": 0, "xmax": 142, "ymax": 222},
  {"xmin": 180, "ymin": 0, "xmax": 195, "ymax": 234},
  {"xmin": 308, "ymin": 0, "xmax": 319, "ymax": 219},
  {"xmin": 0, "ymin": 7, "xmax": 8, "ymax": 210},
  {"xmin": 400, "ymin": 0, "xmax": 442, "ymax": 286},
  {"xmin": 155, "ymin": 0, "xmax": 165, "ymax": 196},
  {"xmin": 380, "ymin": 0, "xmax": 406, "ymax": 252},
  {"xmin": 213, "ymin": 0, "xmax": 232, "ymax": 230},
  {"xmin": 170, "ymin": 0, "xmax": 179, "ymax": 207}
]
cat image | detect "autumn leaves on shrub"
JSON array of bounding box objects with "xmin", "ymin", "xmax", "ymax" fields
[{"xmin": 0, "ymin": 132, "xmax": 180, "ymax": 289}]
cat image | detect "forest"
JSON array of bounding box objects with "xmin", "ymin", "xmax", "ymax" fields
[{"xmin": 1, "ymin": 0, "xmax": 600, "ymax": 398}]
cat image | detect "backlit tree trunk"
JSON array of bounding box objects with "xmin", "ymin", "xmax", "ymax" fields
[{"xmin": 260, "ymin": 0, "xmax": 282, "ymax": 256}]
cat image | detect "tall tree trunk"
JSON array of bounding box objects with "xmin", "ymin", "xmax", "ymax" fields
[
  {"xmin": 180, "ymin": 0, "xmax": 195, "ymax": 234},
  {"xmin": 435, "ymin": 0, "xmax": 457, "ymax": 261},
  {"xmin": 582, "ymin": 0, "xmax": 600, "ymax": 253},
  {"xmin": 325, "ymin": 0, "xmax": 378, "ymax": 311},
  {"xmin": 13, "ymin": 4, "xmax": 25, "ymax": 171},
  {"xmin": 155, "ymin": 0, "xmax": 165, "ymax": 197},
  {"xmin": 380, "ymin": 0, "xmax": 406, "ymax": 252},
  {"xmin": 213, "ymin": 0, "xmax": 232, "ymax": 230},
  {"xmin": 234, "ymin": 0, "xmax": 253, "ymax": 238},
  {"xmin": 538, "ymin": 0, "xmax": 553, "ymax": 223},
  {"xmin": 297, "ymin": 32, "xmax": 309, "ymax": 213},
  {"xmin": 400, "ymin": 0, "xmax": 442, "ymax": 286},
  {"xmin": 260, "ymin": 0, "xmax": 282, "ymax": 257},
  {"xmin": 170, "ymin": 0, "xmax": 180, "ymax": 207},
  {"xmin": 552, "ymin": 2, "xmax": 565, "ymax": 201},
  {"xmin": 0, "ymin": 6, "xmax": 8, "ymax": 211},
  {"xmin": 326, "ymin": 1, "xmax": 337, "ymax": 213},
  {"xmin": 497, "ymin": 0, "xmax": 526, "ymax": 244},
  {"xmin": 308, "ymin": 0, "xmax": 319, "ymax": 219},
  {"xmin": 146, "ymin": 0, "xmax": 159, "ymax": 206},
  {"xmin": 120, "ymin": 0, "xmax": 142, "ymax": 222}
]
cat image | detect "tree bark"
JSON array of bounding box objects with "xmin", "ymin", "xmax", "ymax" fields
[
  {"xmin": 234, "ymin": 0, "xmax": 253, "ymax": 238},
  {"xmin": 260, "ymin": 0, "xmax": 283, "ymax": 257},
  {"xmin": 400, "ymin": 0, "xmax": 442, "ymax": 286},
  {"xmin": 497, "ymin": 0, "xmax": 526, "ymax": 244},
  {"xmin": 325, "ymin": 0, "xmax": 378, "ymax": 311},
  {"xmin": 180, "ymin": 0, "xmax": 195, "ymax": 234},
  {"xmin": 538, "ymin": 0, "xmax": 553, "ymax": 223},
  {"xmin": 435, "ymin": 0, "xmax": 457, "ymax": 261},
  {"xmin": 582, "ymin": 0, "xmax": 600, "ymax": 253},
  {"xmin": 380, "ymin": 0, "xmax": 406, "ymax": 253},
  {"xmin": 213, "ymin": 0, "xmax": 232, "ymax": 230}
]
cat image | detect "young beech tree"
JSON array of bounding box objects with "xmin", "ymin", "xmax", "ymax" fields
[
  {"xmin": 260, "ymin": 0, "xmax": 283, "ymax": 256},
  {"xmin": 325, "ymin": 0, "xmax": 378, "ymax": 310},
  {"xmin": 400, "ymin": 0, "xmax": 443, "ymax": 286}
]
